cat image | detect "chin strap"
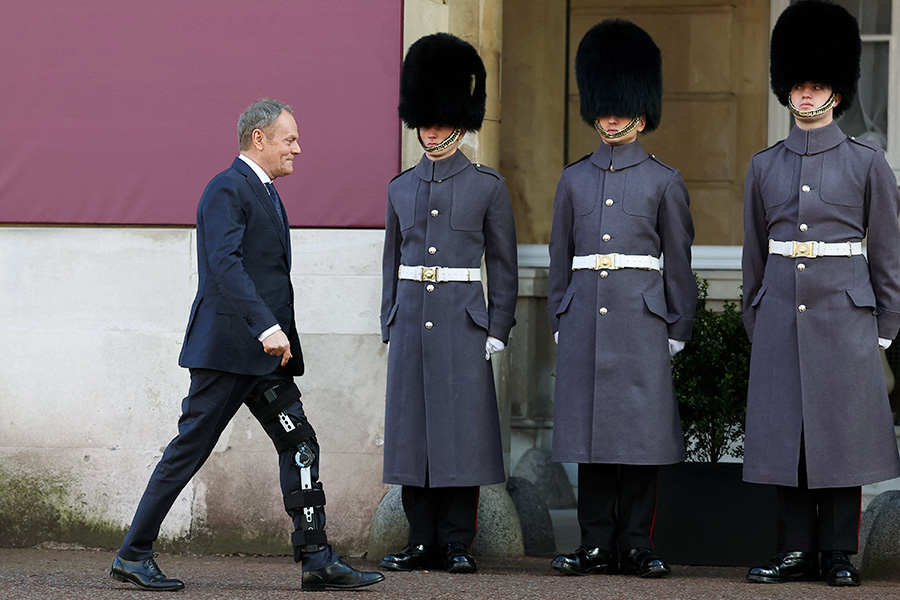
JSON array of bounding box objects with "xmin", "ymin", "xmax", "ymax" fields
[
  {"xmin": 419, "ymin": 128, "xmax": 462, "ymax": 153},
  {"xmin": 788, "ymin": 92, "xmax": 836, "ymax": 118},
  {"xmin": 593, "ymin": 116, "xmax": 641, "ymax": 140}
]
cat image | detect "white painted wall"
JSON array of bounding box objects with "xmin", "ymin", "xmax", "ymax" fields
[{"xmin": 0, "ymin": 226, "xmax": 390, "ymax": 554}]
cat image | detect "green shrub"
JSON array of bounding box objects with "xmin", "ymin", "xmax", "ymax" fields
[{"xmin": 672, "ymin": 275, "xmax": 751, "ymax": 462}]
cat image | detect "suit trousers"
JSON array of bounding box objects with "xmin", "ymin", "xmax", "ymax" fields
[
  {"xmin": 778, "ymin": 438, "xmax": 861, "ymax": 554},
  {"xmin": 118, "ymin": 367, "xmax": 336, "ymax": 571},
  {"xmin": 401, "ymin": 480, "xmax": 479, "ymax": 548},
  {"xmin": 577, "ymin": 463, "xmax": 658, "ymax": 553}
]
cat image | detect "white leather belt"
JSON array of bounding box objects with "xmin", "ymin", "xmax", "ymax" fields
[
  {"xmin": 398, "ymin": 265, "xmax": 481, "ymax": 283},
  {"xmin": 768, "ymin": 239, "xmax": 862, "ymax": 258},
  {"xmin": 572, "ymin": 253, "xmax": 660, "ymax": 272}
]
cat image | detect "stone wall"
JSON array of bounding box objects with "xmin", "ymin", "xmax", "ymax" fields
[{"xmin": 0, "ymin": 227, "xmax": 389, "ymax": 556}]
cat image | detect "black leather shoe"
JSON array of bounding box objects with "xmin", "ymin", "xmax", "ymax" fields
[
  {"xmin": 442, "ymin": 542, "xmax": 477, "ymax": 573},
  {"xmin": 301, "ymin": 558, "xmax": 384, "ymax": 591},
  {"xmin": 109, "ymin": 554, "xmax": 185, "ymax": 591},
  {"xmin": 821, "ymin": 550, "xmax": 861, "ymax": 587},
  {"xmin": 619, "ymin": 547, "xmax": 671, "ymax": 578},
  {"xmin": 551, "ymin": 546, "xmax": 617, "ymax": 575},
  {"xmin": 746, "ymin": 551, "xmax": 819, "ymax": 583},
  {"xmin": 380, "ymin": 544, "xmax": 435, "ymax": 571}
]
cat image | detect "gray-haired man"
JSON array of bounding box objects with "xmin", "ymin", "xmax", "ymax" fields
[{"xmin": 109, "ymin": 98, "xmax": 383, "ymax": 592}]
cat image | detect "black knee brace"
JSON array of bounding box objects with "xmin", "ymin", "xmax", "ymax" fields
[{"xmin": 247, "ymin": 382, "xmax": 328, "ymax": 555}]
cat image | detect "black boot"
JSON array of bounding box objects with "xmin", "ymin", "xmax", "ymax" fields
[
  {"xmin": 442, "ymin": 542, "xmax": 477, "ymax": 573},
  {"xmin": 821, "ymin": 550, "xmax": 861, "ymax": 587},
  {"xmin": 747, "ymin": 551, "xmax": 819, "ymax": 583},
  {"xmin": 380, "ymin": 544, "xmax": 435, "ymax": 571},
  {"xmin": 619, "ymin": 547, "xmax": 670, "ymax": 578},
  {"xmin": 551, "ymin": 546, "xmax": 617, "ymax": 575}
]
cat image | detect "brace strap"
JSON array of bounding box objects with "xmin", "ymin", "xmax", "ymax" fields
[
  {"xmin": 292, "ymin": 528, "xmax": 328, "ymax": 548},
  {"xmin": 247, "ymin": 384, "xmax": 302, "ymax": 425},
  {"xmin": 272, "ymin": 421, "xmax": 316, "ymax": 453},
  {"xmin": 284, "ymin": 489, "xmax": 327, "ymax": 512}
]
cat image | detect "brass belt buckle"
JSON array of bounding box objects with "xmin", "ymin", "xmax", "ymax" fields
[
  {"xmin": 422, "ymin": 267, "xmax": 438, "ymax": 282},
  {"xmin": 791, "ymin": 241, "xmax": 814, "ymax": 258},
  {"xmin": 594, "ymin": 254, "xmax": 615, "ymax": 270}
]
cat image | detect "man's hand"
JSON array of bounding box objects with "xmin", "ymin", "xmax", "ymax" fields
[{"xmin": 262, "ymin": 330, "xmax": 293, "ymax": 366}]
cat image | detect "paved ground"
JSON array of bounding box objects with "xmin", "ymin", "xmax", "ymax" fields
[{"xmin": 1, "ymin": 546, "xmax": 899, "ymax": 600}]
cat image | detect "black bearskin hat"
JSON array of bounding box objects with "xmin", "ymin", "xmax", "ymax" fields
[
  {"xmin": 770, "ymin": 0, "xmax": 860, "ymax": 119},
  {"xmin": 575, "ymin": 19, "xmax": 662, "ymax": 132},
  {"xmin": 398, "ymin": 33, "xmax": 487, "ymax": 131}
]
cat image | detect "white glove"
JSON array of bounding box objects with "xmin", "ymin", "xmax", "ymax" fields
[
  {"xmin": 668, "ymin": 339, "xmax": 685, "ymax": 357},
  {"xmin": 879, "ymin": 337, "xmax": 892, "ymax": 350},
  {"xmin": 485, "ymin": 336, "xmax": 505, "ymax": 360},
  {"xmin": 554, "ymin": 331, "xmax": 559, "ymax": 345}
]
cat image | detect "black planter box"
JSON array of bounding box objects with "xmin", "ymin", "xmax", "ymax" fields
[{"xmin": 653, "ymin": 462, "xmax": 778, "ymax": 566}]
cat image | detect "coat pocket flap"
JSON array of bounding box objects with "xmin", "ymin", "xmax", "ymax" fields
[
  {"xmin": 847, "ymin": 285, "xmax": 877, "ymax": 309},
  {"xmin": 749, "ymin": 284, "xmax": 768, "ymax": 308},
  {"xmin": 383, "ymin": 303, "xmax": 400, "ymax": 327},
  {"xmin": 642, "ymin": 293, "xmax": 679, "ymax": 324},
  {"xmin": 555, "ymin": 291, "xmax": 575, "ymax": 317},
  {"xmin": 466, "ymin": 306, "xmax": 490, "ymax": 330}
]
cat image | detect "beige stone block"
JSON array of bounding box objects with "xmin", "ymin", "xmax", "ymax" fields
[
  {"xmin": 0, "ymin": 447, "xmax": 194, "ymax": 540},
  {"xmin": 642, "ymin": 99, "xmax": 736, "ymax": 183},
  {"xmin": 0, "ymin": 330, "xmax": 188, "ymax": 450},
  {"xmin": 295, "ymin": 275, "xmax": 382, "ymax": 335},
  {"xmin": 0, "ymin": 228, "xmax": 193, "ymax": 333},
  {"xmin": 684, "ymin": 185, "xmax": 734, "ymax": 246},
  {"xmin": 297, "ymin": 333, "xmax": 388, "ymax": 456},
  {"xmin": 289, "ymin": 229, "xmax": 383, "ymax": 276}
]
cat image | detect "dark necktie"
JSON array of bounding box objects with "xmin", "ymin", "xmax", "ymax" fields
[{"xmin": 264, "ymin": 182, "xmax": 285, "ymax": 227}]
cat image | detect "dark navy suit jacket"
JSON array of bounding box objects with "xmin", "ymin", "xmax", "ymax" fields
[{"xmin": 178, "ymin": 157, "xmax": 304, "ymax": 377}]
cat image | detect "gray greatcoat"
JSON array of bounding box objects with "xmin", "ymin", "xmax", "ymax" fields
[
  {"xmin": 381, "ymin": 150, "xmax": 518, "ymax": 488},
  {"xmin": 742, "ymin": 122, "xmax": 900, "ymax": 489},
  {"xmin": 548, "ymin": 140, "xmax": 697, "ymax": 465}
]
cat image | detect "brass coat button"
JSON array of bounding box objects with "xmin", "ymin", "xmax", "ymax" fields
[
  {"xmin": 798, "ymin": 304, "xmax": 807, "ymax": 313},
  {"xmin": 428, "ymin": 246, "xmax": 437, "ymax": 254},
  {"xmin": 801, "ymin": 184, "xmax": 811, "ymax": 193},
  {"xmin": 426, "ymin": 284, "xmax": 435, "ymax": 292},
  {"xmin": 599, "ymin": 307, "xmax": 608, "ymax": 315},
  {"xmin": 797, "ymin": 263, "xmax": 806, "ymax": 271},
  {"xmin": 602, "ymin": 234, "xmax": 611, "ymax": 242},
  {"xmin": 425, "ymin": 321, "xmax": 434, "ymax": 329},
  {"xmin": 799, "ymin": 223, "xmax": 808, "ymax": 232},
  {"xmin": 431, "ymin": 209, "xmax": 439, "ymax": 217},
  {"xmin": 605, "ymin": 199, "xmax": 614, "ymax": 206},
  {"xmin": 600, "ymin": 270, "xmax": 609, "ymax": 278}
]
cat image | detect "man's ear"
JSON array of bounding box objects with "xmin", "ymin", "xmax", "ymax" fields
[{"xmin": 252, "ymin": 128, "xmax": 266, "ymax": 151}]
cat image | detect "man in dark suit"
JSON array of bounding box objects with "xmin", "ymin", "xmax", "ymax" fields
[{"xmin": 109, "ymin": 98, "xmax": 383, "ymax": 592}]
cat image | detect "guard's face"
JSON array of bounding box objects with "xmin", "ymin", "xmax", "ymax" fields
[
  {"xmin": 790, "ymin": 82, "xmax": 835, "ymax": 113},
  {"xmin": 596, "ymin": 115, "xmax": 646, "ymax": 146},
  {"xmin": 418, "ymin": 125, "xmax": 465, "ymax": 160},
  {"xmin": 256, "ymin": 111, "xmax": 301, "ymax": 179}
]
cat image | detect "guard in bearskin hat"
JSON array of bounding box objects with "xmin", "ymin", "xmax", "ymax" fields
[
  {"xmin": 546, "ymin": 19, "xmax": 696, "ymax": 578},
  {"xmin": 742, "ymin": 0, "xmax": 900, "ymax": 587},
  {"xmin": 379, "ymin": 33, "xmax": 518, "ymax": 574}
]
